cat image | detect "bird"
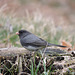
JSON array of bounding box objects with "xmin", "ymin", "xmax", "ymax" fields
[{"xmin": 16, "ymin": 30, "xmax": 66, "ymax": 51}]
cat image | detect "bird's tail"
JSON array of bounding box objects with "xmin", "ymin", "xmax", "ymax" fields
[{"xmin": 48, "ymin": 43, "xmax": 66, "ymax": 47}]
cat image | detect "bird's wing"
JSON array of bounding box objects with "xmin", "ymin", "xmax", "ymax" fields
[{"xmin": 22, "ymin": 34, "xmax": 47, "ymax": 46}]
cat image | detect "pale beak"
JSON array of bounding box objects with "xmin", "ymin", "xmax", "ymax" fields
[{"xmin": 16, "ymin": 32, "xmax": 19, "ymax": 35}]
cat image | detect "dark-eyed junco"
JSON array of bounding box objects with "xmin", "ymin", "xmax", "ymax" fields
[{"xmin": 16, "ymin": 30, "xmax": 66, "ymax": 51}]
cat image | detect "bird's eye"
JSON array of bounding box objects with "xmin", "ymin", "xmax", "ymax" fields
[
  {"xmin": 19, "ymin": 30, "xmax": 25, "ymax": 34},
  {"xmin": 20, "ymin": 32, "xmax": 23, "ymax": 33},
  {"xmin": 19, "ymin": 31, "xmax": 22, "ymax": 33}
]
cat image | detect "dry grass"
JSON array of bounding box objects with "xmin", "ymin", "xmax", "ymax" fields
[
  {"xmin": 0, "ymin": 10, "xmax": 75, "ymax": 48},
  {"xmin": 0, "ymin": 0, "xmax": 75, "ymax": 48}
]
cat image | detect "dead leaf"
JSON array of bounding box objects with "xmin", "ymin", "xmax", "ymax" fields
[
  {"xmin": 61, "ymin": 40, "xmax": 72, "ymax": 47},
  {"xmin": 61, "ymin": 40, "xmax": 72, "ymax": 51}
]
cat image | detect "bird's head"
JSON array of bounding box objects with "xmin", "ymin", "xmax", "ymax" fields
[{"xmin": 16, "ymin": 30, "xmax": 30, "ymax": 38}]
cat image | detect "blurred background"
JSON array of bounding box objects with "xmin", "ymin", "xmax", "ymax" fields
[{"xmin": 0, "ymin": 0, "xmax": 75, "ymax": 48}]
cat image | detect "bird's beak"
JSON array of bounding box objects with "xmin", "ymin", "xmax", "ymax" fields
[{"xmin": 16, "ymin": 32, "xmax": 19, "ymax": 35}]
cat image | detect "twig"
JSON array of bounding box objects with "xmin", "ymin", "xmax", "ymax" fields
[
  {"xmin": 42, "ymin": 42, "xmax": 48, "ymax": 58},
  {"xmin": 18, "ymin": 56, "xmax": 22, "ymax": 75}
]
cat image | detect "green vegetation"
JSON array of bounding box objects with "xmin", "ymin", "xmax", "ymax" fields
[{"xmin": 0, "ymin": 13, "xmax": 75, "ymax": 47}]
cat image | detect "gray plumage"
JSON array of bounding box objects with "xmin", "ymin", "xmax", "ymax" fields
[
  {"xmin": 17, "ymin": 30, "xmax": 66, "ymax": 51},
  {"xmin": 21, "ymin": 34, "xmax": 47, "ymax": 46}
]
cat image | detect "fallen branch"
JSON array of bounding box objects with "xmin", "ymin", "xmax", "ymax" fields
[{"xmin": 0, "ymin": 47, "xmax": 30, "ymax": 56}]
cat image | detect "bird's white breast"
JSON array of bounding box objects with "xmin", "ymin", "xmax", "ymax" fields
[{"xmin": 23, "ymin": 46, "xmax": 41, "ymax": 51}]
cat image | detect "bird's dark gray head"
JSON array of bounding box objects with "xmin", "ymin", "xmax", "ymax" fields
[{"xmin": 16, "ymin": 30, "xmax": 31, "ymax": 38}]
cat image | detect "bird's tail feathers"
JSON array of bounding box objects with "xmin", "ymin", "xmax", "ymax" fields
[{"xmin": 48, "ymin": 43, "xmax": 66, "ymax": 47}]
